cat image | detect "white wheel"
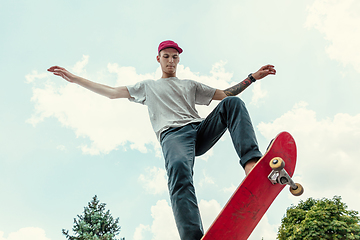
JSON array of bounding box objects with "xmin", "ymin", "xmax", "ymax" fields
[
  {"xmin": 269, "ymin": 157, "xmax": 285, "ymax": 171},
  {"xmin": 290, "ymin": 183, "xmax": 304, "ymax": 196}
]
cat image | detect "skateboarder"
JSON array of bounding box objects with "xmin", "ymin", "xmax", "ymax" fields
[{"xmin": 48, "ymin": 40, "xmax": 276, "ymax": 240}]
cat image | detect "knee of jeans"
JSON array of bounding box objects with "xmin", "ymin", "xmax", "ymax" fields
[
  {"xmin": 167, "ymin": 159, "xmax": 193, "ymax": 192},
  {"xmin": 224, "ymin": 96, "xmax": 243, "ymax": 104},
  {"xmin": 222, "ymin": 96, "xmax": 245, "ymax": 109},
  {"xmin": 167, "ymin": 158, "xmax": 192, "ymax": 179}
]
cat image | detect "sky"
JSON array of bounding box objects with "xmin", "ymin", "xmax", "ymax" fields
[{"xmin": 1, "ymin": 0, "xmax": 360, "ymax": 239}]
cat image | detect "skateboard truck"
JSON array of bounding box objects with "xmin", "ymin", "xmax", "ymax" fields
[{"xmin": 268, "ymin": 157, "xmax": 304, "ymax": 196}]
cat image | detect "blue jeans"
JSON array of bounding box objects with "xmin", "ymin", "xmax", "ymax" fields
[{"xmin": 160, "ymin": 97, "xmax": 262, "ymax": 240}]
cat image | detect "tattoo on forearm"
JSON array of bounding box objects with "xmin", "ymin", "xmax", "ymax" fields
[{"xmin": 223, "ymin": 78, "xmax": 252, "ymax": 96}]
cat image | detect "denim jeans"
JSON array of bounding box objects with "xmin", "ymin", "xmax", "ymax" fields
[{"xmin": 160, "ymin": 97, "xmax": 262, "ymax": 240}]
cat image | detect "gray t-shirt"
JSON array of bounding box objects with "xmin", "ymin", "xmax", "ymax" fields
[{"xmin": 126, "ymin": 77, "xmax": 216, "ymax": 141}]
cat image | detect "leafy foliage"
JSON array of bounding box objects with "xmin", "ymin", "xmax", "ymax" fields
[
  {"xmin": 277, "ymin": 196, "xmax": 360, "ymax": 240},
  {"xmin": 62, "ymin": 195, "xmax": 124, "ymax": 240}
]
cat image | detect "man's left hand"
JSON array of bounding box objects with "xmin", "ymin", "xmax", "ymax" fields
[{"xmin": 252, "ymin": 65, "xmax": 276, "ymax": 80}]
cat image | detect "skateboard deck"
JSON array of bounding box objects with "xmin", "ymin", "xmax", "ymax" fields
[{"xmin": 201, "ymin": 131, "xmax": 301, "ymax": 240}]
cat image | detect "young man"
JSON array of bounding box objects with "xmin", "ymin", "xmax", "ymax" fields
[{"xmin": 48, "ymin": 40, "xmax": 276, "ymax": 240}]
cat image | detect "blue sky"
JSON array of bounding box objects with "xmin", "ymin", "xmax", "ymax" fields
[{"xmin": 1, "ymin": 0, "xmax": 360, "ymax": 239}]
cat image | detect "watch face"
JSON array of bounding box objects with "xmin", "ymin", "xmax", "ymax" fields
[{"xmin": 248, "ymin": 74, "xmax": 256, "ymax": 82}]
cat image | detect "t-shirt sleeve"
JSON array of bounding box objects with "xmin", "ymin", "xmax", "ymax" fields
[
  {"xmin": 194, "ymin": 81, "xmax": 216, "ymax": 105},
  {"xmin": 126, "ymin": 81, "xmax": 147, "ymax": 104}
]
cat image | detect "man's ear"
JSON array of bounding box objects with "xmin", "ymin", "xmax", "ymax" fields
[{"xmin": 156, "ymin": 55, "xmax": 160, "ymax": 63}]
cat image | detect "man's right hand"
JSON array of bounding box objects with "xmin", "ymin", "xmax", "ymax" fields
[
  {"xmin": 47, "ymin": 66, "xmax": 77, "ymax": 83},
  {"xmin": 47, "ymin": 65, "xmax": 131, "ymax": 99}
]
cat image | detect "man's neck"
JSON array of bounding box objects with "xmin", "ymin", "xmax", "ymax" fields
[{"xmin": 162, "ymin": 73, "xmax": 177, "ymax": 78}]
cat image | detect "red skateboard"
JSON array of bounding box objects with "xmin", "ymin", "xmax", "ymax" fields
[{"xmin": 201, "ymin": 131, "xmax": 304, "ymax": 240}]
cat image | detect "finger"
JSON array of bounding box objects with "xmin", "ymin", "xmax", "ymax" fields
[
  {"xmin": 265, "ymin": 65, "xmax": 275, "ymax": 71},
  {"xmin": 47, "ymin": 66, "xmax": 66, "ymax": 72},
  {"xmin": 47, "ymin": 66, "xmax": 60, "ymax": 72},
  {"xmin": 268, "ymin": 69, "xmax": 276, "ymax": 75},
  {"xmin": 47, "ymin": 66, "xmax": 56, "ymax": 72},
  {"xmin": 262, "ymin": 64, "xmax": 274, "ymax": 70},
  {"xmin": 53, "ymin": 68, "xmax": 67, "ymax": 74},
  {"xmin": 264, "ymin": 69, "xmax": 276, "ymax": 74}
]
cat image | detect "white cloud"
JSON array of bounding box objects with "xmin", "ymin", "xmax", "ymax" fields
[
  {"xmin": 137, "ymin": 191, "xmax": 278, "ymax": 240},
  {"xmin": 138, "ymin": 198, "xmax": 277, "ymax": 239},
  {"xmin": 197, "ymin": 148, "xmax": 215, "ymax": 161},
  {"xmin": 72, "ymin": 55, "xmax": 89, "ymax": 75},
  {"xmin": 177, "ymin": 60, "xmax": 234, "ymax": 89},
  {"xmin": 27, "ymin": 57, "xmax": 158, "ymax": 155},
  {"xmin": 134, "ymin": 198, "xmax": 223, "ymax": 240},
  {"xmin": 25, "ymin": 70, "xmax": 48, "ymax": 83},
  {"xmin": 248, "ymin": 214, "xmax": 278, "ymax": 240},
  {"xmin": 56, "ymin": 145, "xmax": 66, "ymax": 151},
  {"xmin": 198, "ymin": 170, "xmax": 215, "ymax": 187},
  {"xmin": 138, "ymin": 167, "xmax": 168, "ymax": 195},
  {"xmin": 134, "ymin": 200, "xmax": 178, "ymax": 240},
  {"xmin": 257, "ymin": 101, "xmax": 360, "ymax": 212},
  {"xmin": 198, "ymin": 199, "xmax": 222, "ymax": 232},
  {"xmin": 0, "ymin": 228, "xmax": 50, "ymax": 240},
  {"xmin": 27, "ymin": 57, "xmax": 246, "ymax": 155},
  {"xmin": 305, "ymin": 0, "xmax": 360, "ymax": 72},
  {"xmin": 133, "ymin": 224, "xmax": 151, "ymax": 240},
  {"xmin": 223, "ymin": 183, "xmax": 237, "ymax": 194},
  {"xmin": 250, "ymin": 82, "xmax": 267, "ymax": 106},
  {"xmin": 108, "ymin": 63, "xmax": 157, "ymax": 86},
  {"xmin": 150, "ymin": 200, "xmax": 179, "ymax": 240}
]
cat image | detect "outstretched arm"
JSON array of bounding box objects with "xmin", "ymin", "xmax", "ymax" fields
[
  {"xmin": 47, "ymin": 66, "xmax": 131, "ymax": 99},
  {"xmin": 212, "ymin": 64, "xmax": 276, "ymax": 100}
]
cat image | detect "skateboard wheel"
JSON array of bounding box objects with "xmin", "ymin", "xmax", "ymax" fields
[
  {"xmin": 290, "ymin": 183, "xmax": 304, "ymax": 196},
  {"xmin": 269, "ymin": 157, "xmax": 285, "ymax": 171}
]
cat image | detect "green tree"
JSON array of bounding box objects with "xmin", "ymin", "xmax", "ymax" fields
[
  {"xmin": 277, "ymin": 196, "xmax": 360, "ymax": 240},
  {"xmin": 62, "ymin": 195, "xmax": 124, "ymax": 240}
]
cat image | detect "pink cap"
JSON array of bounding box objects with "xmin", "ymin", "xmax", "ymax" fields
[{"xmin": 158, "ymin": 40, "xmax": 183, "ymax": 54}]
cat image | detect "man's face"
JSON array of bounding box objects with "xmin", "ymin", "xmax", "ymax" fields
[{"xmin": 157, "ymin": 48, "xmax": 180, "ymax": 77}]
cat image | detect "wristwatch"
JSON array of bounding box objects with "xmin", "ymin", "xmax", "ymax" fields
[{"xmin": 248, "ymin": 73, "xmax": 256, "ymax": 82}]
